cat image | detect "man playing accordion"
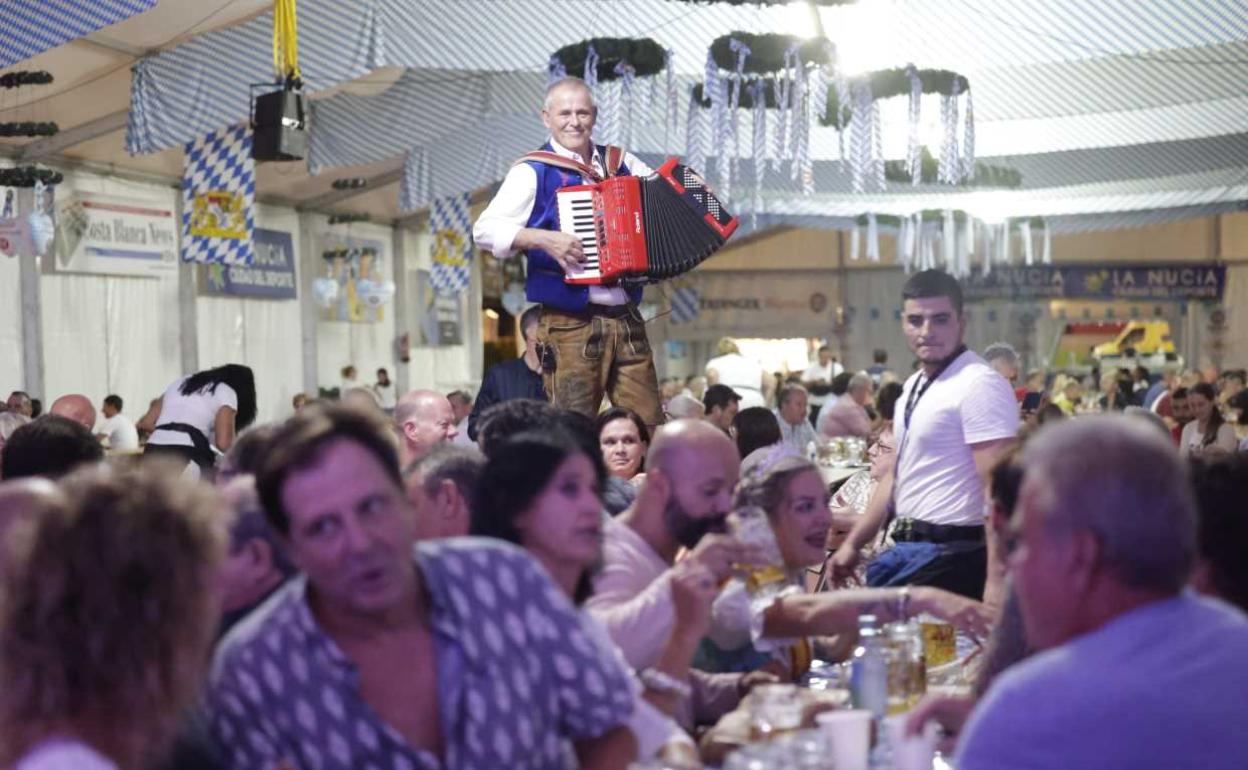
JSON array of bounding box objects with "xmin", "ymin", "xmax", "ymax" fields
[{"xmin": 474, "ymin": 77, "xmax": 662, "ymax": 429}]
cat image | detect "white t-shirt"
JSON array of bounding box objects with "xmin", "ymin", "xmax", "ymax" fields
[
  {"xmin": 148, "ymin": 376, "xmax": 239, "ymax": 448},
  {"xmin": 14, "ymin": 739, "xmax": 118, "ymax": 770},
  {"xmin": 99, "ymin": 413, "xmax": 139, "ymax": 453},
  {"xmin": 801, "ymin": 360, "xmax": 844, "ymax": 406},
  {"xmin": 893, "ymin": 350, "xmax": 1019, "ymax": 526},
  {"xmin": 374, "ymin": 381, "xmax": 396, "ymax": 409},
  {"xmin": 705, "ymin": 353, "xmax": 766, "ymax": 409},
  {"xmin": 1179, "ymin": 420, "xmax": 1238, "ymax": 457}
]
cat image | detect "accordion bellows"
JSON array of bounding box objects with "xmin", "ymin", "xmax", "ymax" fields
[{"xmin": 557, "ymin": 159, "xmax": 738, "ymax": 287}]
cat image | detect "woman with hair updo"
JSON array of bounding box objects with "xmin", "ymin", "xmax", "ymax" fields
[
  {"xmin": 0, "ymin": 463, "xmax": 227, "ymax": 770},
  {"xmin": 472, "ymin": 432, "xmax": 710, "ymax": 763},
  {"xmin": 141, "ymin": 363, "xmax": 258, "ymax": 477},
  {"xmin": 701, "ymin": 451, "xmax": 992, "ymax": 678}
]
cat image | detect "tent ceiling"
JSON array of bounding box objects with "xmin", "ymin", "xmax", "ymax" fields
[{"xmin": 0, "ymin": 0, "xmax": 1245, "ymax": 227}]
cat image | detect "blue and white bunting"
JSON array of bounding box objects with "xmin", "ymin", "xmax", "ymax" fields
[
  {"xmin": 0, "ymin": 0, "xmax": 155, "ymax": 69},
  {"xmin": 669, "ymin": 285, "xmax": 700, "ymax": 324}
]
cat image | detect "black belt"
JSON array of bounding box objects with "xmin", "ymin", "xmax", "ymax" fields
[
  {"xmin": 891, "ymin": 518, "xmax": 984, "ymax": 544},
  {"xmin": 580, "ymin": 303, "xmax": 633, "ymax": 319}
]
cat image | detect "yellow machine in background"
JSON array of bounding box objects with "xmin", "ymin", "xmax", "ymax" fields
[{"xmin": 1092, "ymin": 320, "xmax": 1182, "ymax": 370}]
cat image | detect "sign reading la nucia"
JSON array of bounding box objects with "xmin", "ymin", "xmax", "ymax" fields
[{"xmin": 963, "ymin": 263, "xmax": 1225, "ymax": 301}]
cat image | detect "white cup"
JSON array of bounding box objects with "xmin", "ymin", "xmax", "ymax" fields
[
  {"xmin": 883, "ymin": 713, "xmax": 938, "ymax": 770},
  {"xmin": 816, "ymin": 709, "xmax": 872, "ymax": 770}
]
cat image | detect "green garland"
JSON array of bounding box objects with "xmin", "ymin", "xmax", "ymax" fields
[
  {"xmin": 0, "ymin": 121, "xmax": 58, "ymax": 137},
  {"xmin": 708, "ymin": 32, "xmax": 832, "ymax": 74},
  {"xmin": 691, "ymin": 78, "xmax": 786, "ymax": 109},
  {"xmin": 0, "ymin": 71, "xmax": 53, "ymax": 89},
  {"xmin": 820, "ymin": 68, "xmax": 969, "ymax": 126},
  {"xmin": 327, "ymin": 213, "xmax": 371, "ymax": 226},
  {"xmin": 330, "ymin": 177, "xmax": 368, "ymax": 190},
  {"xmin": 884, "ymin": 148, "xmax": 1021, "ymax": 188},
  {"xmin": 0, "ymin": 167, "xmax": 63, "ymax": 187},
  {"xmin": 551, "ymin": 38, "xmax": 666, "ymax": 82}
]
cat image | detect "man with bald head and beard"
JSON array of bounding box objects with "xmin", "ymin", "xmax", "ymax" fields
[{"xmin": 588, "ymin": 419, "xmax": 771, "ymax": 727}]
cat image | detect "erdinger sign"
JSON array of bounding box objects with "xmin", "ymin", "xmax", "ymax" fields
[
  {"xmin": 963, "ymin": 263, "xmax": 1225, "ymax": 302},
  {"xmin": 664, "ymin": 270, "xmax": 838, "ymax": 338}
]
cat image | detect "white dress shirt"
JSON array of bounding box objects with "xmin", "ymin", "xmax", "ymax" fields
[{"xmin": 473, "ymin": 138, "xmax": 652, "ymax": 306}]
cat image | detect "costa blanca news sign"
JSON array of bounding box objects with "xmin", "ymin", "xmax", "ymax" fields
[{"xmin": 53, "ymin": 194, "xmax": 178, "ymax": 277}]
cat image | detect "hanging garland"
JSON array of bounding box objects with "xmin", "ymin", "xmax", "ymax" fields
[
  {"xmin": 666, "ymin": 0, "xmax": 856, "ymax": 6},
  {"xmin": 327, "ymin": 213, "xmax": 371, "ymax": 226},
  {"xmin": 0, "ymin": 121, "xmax": 59, "ymax": 137},
  {"xmin": 856, "ymin": 210, "xmax": 972, "ymax": 228},
  {"xmin": 819, "ymin": 68, "xmax": 968, "ymax": 125},
  {"xmin": 708, "ymin": 33, "xmax": 831, "ymax": 74},
  {"xmin": 550, "ymin": 37, "xmax": 666, "ymax": 82},
  {"xmin": 0, "ymin": 71, "xmax": 54, "ymax": 89},
  {"xmin": 691, "ymin": 79, "xmax": 784, "ymax": 109},
  {"xmin": 884, "ymin": 148, "xmax": 1021, "ymax": 188},
  {"xmin": 0, "ymin": 167, "xmax": 63, "ymax": 187}
]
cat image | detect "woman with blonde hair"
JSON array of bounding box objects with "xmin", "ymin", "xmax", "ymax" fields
[{"xmin": 0, "ymin": 464, "xmax": 227, "ymax": 770}]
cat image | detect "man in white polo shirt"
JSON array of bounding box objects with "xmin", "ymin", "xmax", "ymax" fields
[{"xmin": 830, "ymin": 270, "xmax": 1018, "ymax": 599}]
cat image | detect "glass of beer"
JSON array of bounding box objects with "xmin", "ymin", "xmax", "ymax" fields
[
  {"xmin": 728, "ymin": 505, "xmax": 787, "ymax": 596},
  {"xmin": 919, "ymin": 616, "xmax": 957, "ymax": 668}
]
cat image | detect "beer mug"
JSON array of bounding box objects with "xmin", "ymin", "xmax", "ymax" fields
[{"xmin": 727, "ymin": 505, "xmax": 786, "ymax": 596}]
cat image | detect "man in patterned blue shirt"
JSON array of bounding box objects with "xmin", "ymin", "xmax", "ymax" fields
[{"xmin": 207, "ymin": 404, "xmax": 637, "ymax": 770}]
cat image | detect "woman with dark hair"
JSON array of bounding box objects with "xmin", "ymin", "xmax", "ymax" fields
[
  {"xmin": 596, "ymin": 407, "xmax": 650, "ymax": 483},
  {"xmin": 732, "ymin": 406, "xmax": 782, "ymax": 460},
  {"xmin": 472, "ymin": 432, "xmax": 709, "ymax": 763},
  {"xmin": 141, "ymin": 364, "xmax": 257, "ymax": 475},
  {"xmin": 1180, "ymin": 382, "xmax": 1237, "ymax": 458}
]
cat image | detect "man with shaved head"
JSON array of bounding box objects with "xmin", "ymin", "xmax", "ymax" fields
[
  {"xmin": 49, "ymin": 393, "xmax": 96, "ymax": 431},
  {"xmin": 588, "ymin": 419, "xmax": 766, "ymax": 727},
  {"xmin": 473, "ymin": 76, "xmax": 662, "ymax": 430},
  {"xmin": 393, "ymin": 389, "xmax": 457, "ymax": 466}
]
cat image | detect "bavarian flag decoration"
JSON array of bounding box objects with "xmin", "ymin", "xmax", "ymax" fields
[
  {"xmin": 182, "ymin": 124, "xmax": 255, "ymax": 264},
  {"xmin": 429, "ymin": 193, "xmax": 472, "ymax": 297}
]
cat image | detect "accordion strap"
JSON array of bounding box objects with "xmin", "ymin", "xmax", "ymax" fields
[{"xmin": 514, "ymin": 145, "xmax": 628, "ymax": 182}]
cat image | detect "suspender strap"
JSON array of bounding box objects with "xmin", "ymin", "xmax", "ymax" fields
[{"xmin": 512, "ymin": 145, "xmax": 627, "ymax": 182}]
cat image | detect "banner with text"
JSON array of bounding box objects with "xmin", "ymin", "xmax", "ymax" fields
[
  {"xmin": 52, "ymin": 194, "xmax": 177, "ymax": 277},
  {"xmin": 659, "ymin": 270, "xmax": 840, "ymax": 341},
  {"xmin": 199, "ymin": 228, "xmax": 296, "ymax": 299},
  {"xmin": 963, "ymin": 263, "xmax": 1225, "ymax": 302}
]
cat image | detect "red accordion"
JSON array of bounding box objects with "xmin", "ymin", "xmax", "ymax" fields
[{"xmin": 556, "ymin": 159, "xmax": 738, "ymax": 286}]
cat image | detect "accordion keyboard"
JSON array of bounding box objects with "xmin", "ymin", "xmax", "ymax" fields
[{"xmin": 556, "ymin": 187, "xmax": 601, "ymax": 281}]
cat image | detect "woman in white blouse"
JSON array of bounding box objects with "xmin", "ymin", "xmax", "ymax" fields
[{"xmin": 1180, "ymin": 383, "xmax": 1237, "ymax": 458}]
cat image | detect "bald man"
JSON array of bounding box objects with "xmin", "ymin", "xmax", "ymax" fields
[
  {"xmin": 49, "ymin": 393, "xmax": 96, "ymax": 430},
  {"xmin": 393, "ymin": 389, "xmax": 458, "ymax": 466},
  {"xmin": 473, "ymin": 76, "xmax": 662, "ymax": 430},
  {"xmin": 587, "ymin": 420, "xmax": 763, "ymax": 726}
]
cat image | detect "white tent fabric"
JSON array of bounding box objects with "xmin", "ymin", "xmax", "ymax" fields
[{"xmin": 0, "ymin": 255, "xmax": 24, "ymax": 397}]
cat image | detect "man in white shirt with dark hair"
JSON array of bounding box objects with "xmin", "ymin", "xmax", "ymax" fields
[
  {"xmin": 831, "ymin": 270, "xmax": 1018, "ymax": 599},
  {"xmin": 96, "ymin": 394, "xmax": 139, "ymax": 453}
]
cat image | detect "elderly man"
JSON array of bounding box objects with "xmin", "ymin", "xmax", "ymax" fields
[
  {"xmin": 208, "ymin": 404, "xmax": 637, "ymax": 769},
  {"xmin": 446, "ymin": 390, "xmax": 474, "ymax": 446},
  {"xmin": 403, "ymin": 443, "xmax": 483, "ymax": 540},
  {"xmin": 982, "ymin": 342, "xmax": 1019, "ymax": 386},
  {"xmin": 949, "ymin": 416, "xmax": 1248, "ymax": 768},
  {"xmin": 832, "ymin": 270, "xmax": 1018, "ymax": 600},
  {"xmin": 216, "ymin": 475, "xmax": 294, "ymax": 636},
  {"xmin": 473, "ymin": 77, "xmax": 661, "ymax": 429},
  {"xmin": 393, "ymin": 389, "xmax": 457, "ymax": 466},
  {"xmin": 6, "ymin": 391, "xmax": 33, "ymax": 417},
  {"xmin": 49, "ymin": 393, "xmax": 96, "ymax": 430},
  {"xmin": 774, "ymin": 383, "xmax": 818, "ymax": 454},
  {"xmin": 816, "ymin": 372, "xmax": 873, "ymax": 439},
  {"xmin": 664, "ymin": 393, "xmax": 705, "ymax": 420}
]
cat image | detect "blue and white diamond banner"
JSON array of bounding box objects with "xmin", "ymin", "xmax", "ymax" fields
[
  {"xmin": 670, "ymin": 285, "xmax": 700, "ymax": 324},
  {"xmin": 0, "ymin": 0, "xmax": 155, "ymax": 69},
  {"xmin": 428, "ymin": 193, "xmax": 472, "ymax": 297},
  {"xmin": 181, "ymin": 124, "xmax": 254, "ymax": 265}
]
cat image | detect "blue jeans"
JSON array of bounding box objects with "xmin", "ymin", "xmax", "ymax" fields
[{"xmin": 866, "ymin": 540, "xmax": 987, "ymax": 599}]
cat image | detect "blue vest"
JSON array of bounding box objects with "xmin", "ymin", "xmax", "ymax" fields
[{"xmin": 523, "ymin": 143, "xmax": 644, "ymax": 313}]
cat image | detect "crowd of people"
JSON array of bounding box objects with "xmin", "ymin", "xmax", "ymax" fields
[
  {"xmin": 0, "ymin": 266, "xmax": 1244, "ymax": 770},
  {"xmin": 0, "ymin": 68, "xmax": 1244, "ymax": 770}
]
